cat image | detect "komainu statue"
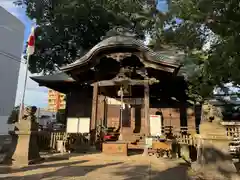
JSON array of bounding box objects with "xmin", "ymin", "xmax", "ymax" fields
[
  {"xmin": 192, "ymin": 102, "xmax": 237, "ymax": 180},
  {"xmin": 201, "ymin": 102, "xmax": 223, "ymax": 124},
  {"xmin": 22, "ymin": 106, "xmax": 37, "ymax": 122},
  {"xmin": 199, "ymin": 102, "xmax": 228, "ymax": 143},
  {"xmin": 4, "ymin": 106, "xmax": 41, "ymax": 165}
]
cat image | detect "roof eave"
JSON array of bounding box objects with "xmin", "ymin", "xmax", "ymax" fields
[{"xmin": 60, "ymin": 44, "xmax": 181, "ymax": 72}]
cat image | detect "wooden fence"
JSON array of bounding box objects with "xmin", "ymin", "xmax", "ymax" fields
[
  {"xmin": 37, "ymin": 125, "xmax": 240, "ymax": 151},
  {"xmin": 38, "ymin": 131, "xmax": 66, "ymax": 151},
  {"xmin": 226, "ymin": 126, "xmax": 240, "ymax": 137},
  {"xmin": 163, "ymin": 125, "xmax": 240, "ymax": 146},
  {"xmin": 37, "ymin": 131, "xmax": 88, "ymax": 151}
]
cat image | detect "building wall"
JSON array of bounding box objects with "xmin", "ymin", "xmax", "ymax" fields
[
  {"xmin": 102, "ymin": 100, "xmax": 197, "ymax": 133},
  {"xmin": 66, "ymin": 93, "xmax": 198, "ymax": 135},
  {"xmin": 0, "ymin": 7, "xmax": 24, "ymax": 134},
  {"xmin": 67, "ymin": 89, "xmax": 92, "ymax": 118},
  {"xmin": 48, "ymin": 89, "xmax": 66, "ymax": 112},
  {"xmin": 98, "ymin": 97, "xmax": 197, "ymax": 133}
]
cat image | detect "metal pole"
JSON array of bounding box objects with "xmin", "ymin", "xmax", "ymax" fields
[
  {"xmin": 18, "ymin": 55, "xmax": 30, "ymax": 122},
  {"xmin": 118, "ymin": 86, "xmax": 123, "ymax": 141},
  {"xmin": 120, "ymin": 86, "xmax": 123, "ymax": 130}
]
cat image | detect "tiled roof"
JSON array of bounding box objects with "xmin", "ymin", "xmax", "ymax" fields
[{"xmin": 61, "ymin": 36, "xmax": 181, "ymax": 71}]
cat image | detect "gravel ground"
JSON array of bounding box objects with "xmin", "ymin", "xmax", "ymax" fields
[{"xmin": 0, "ymin": 153, "xmax": 191, "ymax": 180}]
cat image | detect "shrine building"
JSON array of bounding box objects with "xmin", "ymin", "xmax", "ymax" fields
[{"xmin": 31, "ymin": 34, "xmax": 200, "ymax": 144}]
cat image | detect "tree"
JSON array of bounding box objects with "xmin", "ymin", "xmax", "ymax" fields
[
  {"xmin": 15, "ymin": 0, "xmax": 157, "ymax": 74},
  {"xmin": 150, "ymin": 0, "xmax": 240, "ymax": 102},
  {"xmin": 56, "ymin": 109, "xmax": 66, "ymax": 124},
  {"xmin": 7, "ymin": 106, "xmax": 20, "ymax": 124}
]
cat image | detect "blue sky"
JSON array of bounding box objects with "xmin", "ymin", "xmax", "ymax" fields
[
  {"xmin": 157, "ymin": 0, "xmax": 168, "ymax": 12},
  {"xmin": 0, "ymin": 0, "xmax": 48, "ymax": 108},
  {"xmin": 0, "ymin": 0, "xmax": 169, "ymax": 108}
]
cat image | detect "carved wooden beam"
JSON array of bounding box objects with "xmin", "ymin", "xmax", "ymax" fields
[
  {"xmin": 95, "ymin": 77, "xmax": 159, "ymax": 86},
  {"xmin": 106, "ymin": 53, "xmax": 132, "ymax": 61}
]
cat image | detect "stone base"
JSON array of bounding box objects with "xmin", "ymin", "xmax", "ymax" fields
[
  {"xmin": 192, "ymin": 135, "xmax": 237, "ymax": 180},
  {"xmin": 191, "ymin": 161, "xmax": 238, "ymax": 180},
  {"xmin": 11, "ymin": 132, "xmax": 41, "ymax": 166}
]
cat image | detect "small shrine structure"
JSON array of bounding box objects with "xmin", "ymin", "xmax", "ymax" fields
[{"xmin": 31, "ymin": 30, "xmax": 199, "ymax": 146}]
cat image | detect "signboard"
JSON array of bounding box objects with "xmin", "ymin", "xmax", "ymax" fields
[
  {"xmin": 78, "ymin": 118, "xmax": 90, "ymax": 133},
  {"xmin": 66, "ymin": 117, "xmax": 90, "ymax": 133},
  {"xmin": 107, "ymin": 97, "xmax": 143, "ymax": 105},
  {"xmin": 150, "ymin": 115, "xmax": 162, "ymax": 136}
]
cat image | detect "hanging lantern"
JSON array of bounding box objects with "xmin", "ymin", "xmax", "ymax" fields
[
  {"xmin": 122, "ymin": 103, "xmax": 126, "ymax": 110},
  {"xmin": 117, "ymin": 87, "xmax": 123, "ymax": 97}
]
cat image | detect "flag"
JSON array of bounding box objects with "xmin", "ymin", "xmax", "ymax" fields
[{"xmin": 26, "ymin": 26, "xmax": 35, "ymax": 56}]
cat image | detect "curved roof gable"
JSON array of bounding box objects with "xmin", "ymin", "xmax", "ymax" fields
[{"xmin": 61, "ymin": 36, "xmax": 181, "ymax": 72}]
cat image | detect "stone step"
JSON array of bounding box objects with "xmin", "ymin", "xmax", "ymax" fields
[
  {"xmin": 123, "ymin": 135, "xmax": 143, "ymax": 141},
  {"xmin": 128, "ymin": 143, "xmax": 145, "ymax": 149}
]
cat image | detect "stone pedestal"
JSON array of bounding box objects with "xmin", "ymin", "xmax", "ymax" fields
[
  {"xmin": 192, "ymin": 121, "xmax": 237, "ymax": 179},
  {"xmin": 11, "ymin": 120, "xmax": 42, "ymax": 166}
]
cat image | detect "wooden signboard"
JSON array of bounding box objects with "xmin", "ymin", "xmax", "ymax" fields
[
  {"xmin": 66, "ymin": 117, "xmax": 90, "ymax": 133},
  {"xmin": 150, "ymin": 115, "xmax": 162, "ymax": 136}
]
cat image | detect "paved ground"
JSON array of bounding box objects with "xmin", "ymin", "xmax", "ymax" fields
[{"xmin": 0, "ymin": 153, "xmax": 190, "ymax": 180}]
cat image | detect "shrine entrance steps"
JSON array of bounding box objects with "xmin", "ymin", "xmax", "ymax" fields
[{"xmin": 121, "ymin": 128, "xmax": 146, "ymax": 149}]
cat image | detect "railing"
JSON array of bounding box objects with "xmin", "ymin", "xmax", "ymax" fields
[
  {"xmin": 38, "ymin": 131, "xmax": 67, "ymax": 151},
  {"xmin": 174, "ymin": 133, "xmax": 195, "ymax": 145},
  {"xmin": 226, "ymin": 126, "xmax": 240, "ymax": 137},
  {"xmin": 37, "ymin": 131, "xmax": 89, "ymax": 152},
  {"xmin": 37, "ymin": 125, "xmax": 240, "ymax": 151},
  {"xmin": 162, "ymin": 125, "xmax": 240, "ymax": 146}
]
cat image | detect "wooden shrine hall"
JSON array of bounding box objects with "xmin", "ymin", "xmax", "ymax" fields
[{"xmin": 31, "ymin": 34, "xmax": 199, "ymax": 144}]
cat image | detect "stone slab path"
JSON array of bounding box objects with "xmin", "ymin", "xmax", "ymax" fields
[{"xmin": 0, "ymin": 153, "xmax": 190, "ymax": 180}]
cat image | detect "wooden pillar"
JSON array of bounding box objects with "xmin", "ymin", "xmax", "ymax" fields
[
  {"xmin": 64, "ymin": 93, "xmax": 70, "ymax": 124},
  {"xmin": 103, "ymin": 96, "xmax": 108, "ymax": 127},
  {"xmin": 144, "ymin": 83, "xmax": 150, "ymax": 135},
  {"xmin": 131, "ymin": 107, "xmax": 134, "ymax": 130},
  {"xmin": 91, "ymin": 83, "xmax": 98, "ymax": 131},
  {"xmin": 180, "ymin": 102, "xmax": 188, "ymax": 128}
]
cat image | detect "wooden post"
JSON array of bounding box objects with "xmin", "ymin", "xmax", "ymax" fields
[
  {"xmin": 91, "ymin": 83, "xmax": 98, "ymax": 131},
  {"xmin": 64, "ymin": 93, "xmax": 70, "ymax": 125},
  {"xmin": 144, "ymin": 83, "xmax": 150, "ymax": 135},
  {"xmin": 103, "ymin": 96, "xmax": 108, "ymax": 127}
]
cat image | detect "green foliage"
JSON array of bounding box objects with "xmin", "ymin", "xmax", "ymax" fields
[
  {"xmin": 56, "ymin": 109, "xmax": 66, "ymax": 124},
  {"xmin": 16, "ymin": 0, "xmax": 240, "ymax": 101},
  {"xmin": 7, "ymin": 106, "xmax": 19, "ymax": 124},
  {"xmin": 15, "ymin": 0, "xmax": 157, "ymax": 74},
  {"xmin": 151, "ymin": 0, "xmax": 240, "ymax": 101}
]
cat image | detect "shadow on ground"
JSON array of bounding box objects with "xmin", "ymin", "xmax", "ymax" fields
[
  {"xmin": 0, "ymin": 151, "xmax": 102, "ymax": 175},
  {"xmin": 113, "ymin": 162, "xmax": 190, "ymax": 180},
  {"xmin": 1, "ymin": 153, "xmax": 240, "ymax": 180},
  {"xmin": 0, "ymin": 156, "xmax": 191, "ymax": 180},
  {"xmin": 127, "ymin": 149, "xmax": 144, "ymax": 156},
  {"xmin": 0, "ymin": 161, "xmax": 123, "ymax": 180}
]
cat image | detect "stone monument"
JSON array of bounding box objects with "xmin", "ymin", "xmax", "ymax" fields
[
  {"xmin": 192, "ymin": 102, "xmax": 238, "ymax": 179},
  {"xmin": 6, "ymin": 106, "xmax": 42, "ymax": 166}
]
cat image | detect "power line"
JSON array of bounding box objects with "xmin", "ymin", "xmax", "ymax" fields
[
  {"xmin": 0, "ymin": 50, "xmax": 26, "ymax": 64},
  {"xmin": 0, "ymin": 48, "xmax": 23, "ymax": 60}
]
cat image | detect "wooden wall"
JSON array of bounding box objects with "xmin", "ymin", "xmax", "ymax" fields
[
  {"xmin": 98, "ymin": 99, "xmax": 198, "ymax": 132},
  {"xmin": 66, "ymin": 92, "xmax": 200, "ymax": 132},
  {"xmin": 67, "ymin": 89, "xmax": 93, "ymax": 118}
]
